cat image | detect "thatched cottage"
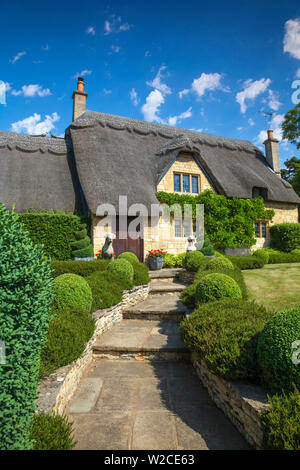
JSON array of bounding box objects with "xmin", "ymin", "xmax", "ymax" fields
[{"xmin": 0, "ymin": 78, "xmax": 299, "ymax": 261}]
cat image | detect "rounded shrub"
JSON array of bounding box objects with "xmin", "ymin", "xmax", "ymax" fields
[
  {"xmin": 30, "ymin": 412, "xmax": 76, "ymax": 450},
  {"xmin": 131, "ymin": 261, "xmax": 150, "ymax": 286},
  {"xmin": 195, "ymin": 273, "xmax": 242, "ymax": 304},
  {"xmin": 291, "ymin": 248, "xmax": 300, "ymax": 256},
  {"xmin": 86, "ymin": 271, "xmax": 126, "ymax": 312},
  {"xmin": 107, "ymin": 258, "xmax": 134, "ymax": 282},
  {"xmin": 118, "ymin": 251, "xmax": 139, "ymax": 263},
  {"xmin": 257, "ymin": 308, "xmax": 300, "ymax": 394},
  {"xmin": 206, "ymin": 257, "xmax": 234, "ymax": 271},
  {"xmin": 40, "ymin": 307, "xmax": 95, "ymax": 377},
  {"xmin": 180, "ymin": 299, "xmax": 271, "ymax": 380},
  {"xmin": 53, "ymin": 273, "xmax": 92, "ymax": 315},
  {"xmin": 185, "ymin": 251, "xmax": 205, "ymax": 271}
]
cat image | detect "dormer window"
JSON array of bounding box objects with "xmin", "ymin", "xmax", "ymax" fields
[{"xmin": 173, "ymin": 173, "xmax": 200, "ymax": 194}]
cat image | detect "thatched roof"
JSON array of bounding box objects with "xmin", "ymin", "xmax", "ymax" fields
[
  {"xmin": 68, "ymin": 110, "xmax": 300, "ymax": 213},
  {"xmin": 0, "ymin": 131, "xmax": 83, "ymax": 213}
]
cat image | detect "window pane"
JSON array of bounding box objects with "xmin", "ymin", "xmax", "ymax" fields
[
  {"xmin": 184, "ymin": 219, "xmax": 191, "ymax": 237},
  {"xmin": 182, "ymin": 175, "xmax": 190, "ymax": 192},
  {"xmin": 174, "ymin": 174, "xmax": 181, "ymax": 192},
  {"xmin": 174, "ymin": 219, "xmax": 182, "ymax": 237},
  {"xmin": 192, "ymin": 176, "xmax": 198, "ymax": 193},
  {"xmin": 255, "ymin": 222, "xmax": 260, "ymax": 237},
  {"xmin": 261, "ymin": 223, "xmax": 267, "ymax": 238}
]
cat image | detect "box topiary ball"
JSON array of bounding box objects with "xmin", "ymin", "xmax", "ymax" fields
[
  {"xmin": 206, "ymin": 257, "xmax": 234, "ymax": 271},
  {"xmin": 185, "ymin": 251, "xmax": 205, "ymax": 272},
  {"xmin": 53, "ymin": 273, "xmax": 93, "ymax": 315},
  {"xmin": 118, "ymin": 252, "xmax": 139, "ymax": 263},
  {"xmin": 257, "ymin": 308, "xmax": 300, "ymax": 394},
  {"xmin": 107, "ymin": 258, "xmax": 134, "ymax": 282},
  {"xmin": 195, "ymin": 273, "xmax": 242, "ymax": 303}
]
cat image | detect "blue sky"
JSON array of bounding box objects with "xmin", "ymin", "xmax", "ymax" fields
[{"xmin": 1, "ymin": 0, "xmax": 300, "ymax": 166}]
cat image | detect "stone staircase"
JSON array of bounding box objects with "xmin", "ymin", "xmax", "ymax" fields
[
  {"xmin": 68, "ymin": 268, "xmax": 250, "ymax": 450},
  {"xmin": 93, "ymin": 269, "xmax": 190, "ymax": 359}
]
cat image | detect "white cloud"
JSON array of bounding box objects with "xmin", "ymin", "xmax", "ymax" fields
[
  {"xmin": 168, "ymin": 107, "xmax": 192, "ymax": 126},
  {"xmin": 86, "ymin": 26, "xmax": 95, "ymax": 36},
  {"xmin": 103, "ymin": 88, "xmax": 112, "ymax": 95},
  {"xmin": 11, "ymin": 112, "xmax": 60, "ymax": 135},
  {"xmin": 141, "ymin": 89, "xmax": 164, "ymax": 122},
  {"xmin": 73, "ymin": 69, "xmax": 92, "ymax": 79},
  {"xmin": 248, "ymin": 118, "xmax": 255, "ymax": 126},
  {"xmin": 0, "ymin": 82, "xmax": 10, "ymax": 104},
  {"xmin": 147, "ymin": 66, "xmax": 172, "ymax": 96},
  {"xmin": 236, "ymin": 78, "xmax": 271, "ymax": 114},
  {"xmin": 179, "ymin": 73, "xmax": 228, "ymax": 99},
  {"xmin": 11, "ymin": 84, "xmax": 51, "ymax": 97},
  {"xmin": 110, "ymin": 45, "xmax": 120, "ymax": 53},
  {"xmin": 284, "ymin": 18, "xmax": 300, "ymax": 60},
  {"xmin": 10, "ymin": 51, "xmax": 26, "ymax": 64},
  {"xmin": 130, "ymin": 88, "xmax": 139, "ymax": 106},
  {"xmin": 104, "ymin": 16, "xmax": 132, "ymax": 35},
  {"xmin": 254, "ymin": 113, "xmax": 285, "ymax": 145},
  {"xmin": 268, "ymin": 90, "xmax": 281, "ymax": 111}
]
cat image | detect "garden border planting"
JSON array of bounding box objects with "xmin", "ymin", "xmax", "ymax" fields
[{"xmin": 37, "ymin": 284, "xmax": 149, "ymax": 415}]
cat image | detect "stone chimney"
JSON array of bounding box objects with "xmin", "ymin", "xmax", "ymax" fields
[
  {"xmin": 72, "ymin": 77, "xmax": 88, "ymax": 121},
  {"xmin": 264, "ymin": 129, "xmax": 281, "ymax": 176}
]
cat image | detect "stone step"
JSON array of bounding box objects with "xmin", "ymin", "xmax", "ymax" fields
[
  {"xmin": 149, "ymin": 268, "xmax": 182, "ymax": 280},
  {"xmin": 149, "ymin": 280, "xmax": 187, "ymax": 295},
  {"xmin": 123, "ymin": 294, "xmax": 190, "ymax": 321},
  {"xmin": 93, "ymin": 319, "xmax": 189, "ymax": 360}
]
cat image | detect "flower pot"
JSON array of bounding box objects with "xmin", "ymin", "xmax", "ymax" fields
[{"xmin": 148, "ymin": 256, "xmax": 164, "ymax": 270}]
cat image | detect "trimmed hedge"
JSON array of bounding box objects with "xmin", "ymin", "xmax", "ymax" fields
[
  {"xmin": 40, "ymin": 307, "xmax": 95, "ymax": 377},
  {"xmin": 199, "ymin": 233, "xmax": 214, "ymax": 256},
  {"xmin": 0, "ymin": 204, "xmax": 53, "ymax": 450},
  {"xmin": 268, "ymin": 252, "xmax": 300, "ymax": 264},
  {"xmin": 53, "ymin": 274, "xmax": 93, "ymax": 315},
  {"xmin": 254, "ymin": 249, "xmax": 270, "ymax": 264},
  {"xmin": 261, "ymin": 391, "xmax": 300, "ymax": 450},
  {"xmin": 118, "ymin": 252, "xmax": 139, "ymax": 263},
  {"xmin": 257, "ymin": 308, "xmax": 300, "ymax": 394},
  {"xmin": 185, "ymin": 251, "xmax": 205, "ymax": 271},
  {"xmin": 50, "ymin": 260, "xmax": 111, "ymax": 278},
  {"xmin": 17, "ymin": 211, "xmax": 82, "ymax": 260},
  {"xmin": 195, "ymin": 273, "xmax": 242, "ymax": 304},
  {"xmin": 270, "ymin": 223, "xmax": 300, "ymax": 253},
  {"xmin": 180, "ymin": 299, "xmax": 271, "ymax": 380},
  {"xmin": 107, "ymin": 258, "xmax": 134, "ymax": 282},
  {"xmin": 131, "ymin": 261, "xmax": 150, "ymax": 286},
  {"xmin": 30, "ymin": 412, "xmax": 76, "ymax": 450},
  {"xmin": 86, "ymin": 270, "xmax": 131, "ymax": 312},
  {"xmin": 227, "ymin": 255, "xmax": 265, "ymax": 270}
]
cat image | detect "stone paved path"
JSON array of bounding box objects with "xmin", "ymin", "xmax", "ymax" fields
[{"xmin": 67, "ymin": 270, "xmax": 249, "ymax": 450}]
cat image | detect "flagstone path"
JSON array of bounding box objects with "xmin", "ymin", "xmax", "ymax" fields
[{"xmin": 67, "ymin": 270, "xmax": 249, "ymax": 450}]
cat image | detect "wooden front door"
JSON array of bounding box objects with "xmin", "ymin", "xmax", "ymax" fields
[{"xmin": 113, "ymin": 216, "xmax": 144, "ymax": 262}]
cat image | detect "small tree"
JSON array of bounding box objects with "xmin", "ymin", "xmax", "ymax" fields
[
  {"xmin": 282, "ymin": 103, "xmax": 300, "ymax": 150},
  {"xmin": 0, "ymin": 204, "xmax": 53, "ymax": 449}
]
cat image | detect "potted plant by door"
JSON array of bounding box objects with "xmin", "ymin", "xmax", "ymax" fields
[{"xmin": 147, "ymin": 249, "xmax": 167, "ymax": 270}]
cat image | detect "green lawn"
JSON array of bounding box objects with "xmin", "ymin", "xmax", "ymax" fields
[{"xmin": 243, "ymin": 263, "xmax": 300, "ymax": 312}]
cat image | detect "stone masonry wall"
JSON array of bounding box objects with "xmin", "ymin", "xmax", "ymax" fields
[
  {"xmin": 191, "ymin": 353, "xmax": 269, "ymax": 449},
  {"xmin": 37, "ymin": 284, "xmax": 149, "ymax": 415}
]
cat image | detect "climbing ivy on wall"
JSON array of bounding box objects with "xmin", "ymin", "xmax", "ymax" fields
[{"xmin": 156, "ymin": 190, "xmax": 275, "ymax": 249}]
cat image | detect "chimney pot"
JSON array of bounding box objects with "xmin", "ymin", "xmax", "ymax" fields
[
  {"xmin": 264, "ymin": 129, "xmax": 281, "ymax": 176},
  {"xmin": 267, "ymin": 129, "xmax": 274, "ymax": 140}
]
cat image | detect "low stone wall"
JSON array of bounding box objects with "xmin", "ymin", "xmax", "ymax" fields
[
  {"xmin": 191, "ymin": 353, "xmax": 268, "ymax": 449},
  {"xmin": 37, "ymin": 283, "xmax": 149, "ymax": 415},
  {"xmin": 176, "ymin": 270, "xmax": 195, "ymax": 284}
]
